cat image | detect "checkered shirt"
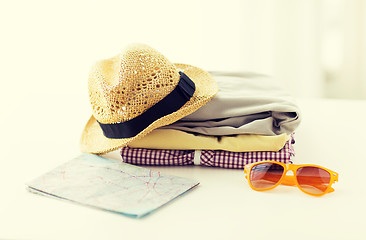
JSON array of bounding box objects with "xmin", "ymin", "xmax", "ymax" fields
[{"xmin": 120, "ymin": 135, "xmax": 295, "ymax": 169}]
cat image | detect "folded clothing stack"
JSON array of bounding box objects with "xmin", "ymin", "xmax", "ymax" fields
[{"xmin": 121, "ymin": 72, "xmax": 301, "ymax": 168}]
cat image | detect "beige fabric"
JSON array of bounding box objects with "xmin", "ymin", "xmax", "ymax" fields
[
  {"xmin": 128, "ymin": 129, "xmax": 289, "ymax": 152},
  {"xmin": 80, "ymin": 44, "xmax": 218, "ymax": 154}
]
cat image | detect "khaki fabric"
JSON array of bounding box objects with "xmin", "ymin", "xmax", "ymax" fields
[{"xmin": 129, "ymin": 129, "xmax": 289, "ymax": 152}]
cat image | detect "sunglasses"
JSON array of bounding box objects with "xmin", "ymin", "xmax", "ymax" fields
[{"xmin": 244, "ymin": 161, "xmax": 339, "ymax": 196}]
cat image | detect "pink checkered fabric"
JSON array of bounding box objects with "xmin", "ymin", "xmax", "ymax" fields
[{"xmin": 121, "ymin": 136, "xmax": 295, "ymax": 169}]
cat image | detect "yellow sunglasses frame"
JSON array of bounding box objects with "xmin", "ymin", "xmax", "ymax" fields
[{"xmin": 244, "ymin": 161, "xmax": 339, "ymax": 196}]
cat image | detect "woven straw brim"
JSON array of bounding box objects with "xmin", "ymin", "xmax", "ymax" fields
[{"xmin": 80, "ymin": 63, "xmax": 218, "ymax": 154}]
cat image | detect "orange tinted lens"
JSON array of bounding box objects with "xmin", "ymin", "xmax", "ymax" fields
[
  {"xmin": 296, "ymin": 167, "xmax": 331, "ymax": 195},
  {"xmin": 250, "ymin": 162, "xmax": 284, "ymax": 190}
]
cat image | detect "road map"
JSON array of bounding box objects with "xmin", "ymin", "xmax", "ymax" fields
[{"xmin": 27, "ymin": 153, "xmax": 199, "ymax": 217}]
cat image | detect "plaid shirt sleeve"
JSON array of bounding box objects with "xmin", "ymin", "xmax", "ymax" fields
[{"xmin": 121, "ymin": 135, "xmax": 295, "ymax": 169}]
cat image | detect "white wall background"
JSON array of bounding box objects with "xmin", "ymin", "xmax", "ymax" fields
[{"xmin": 1, "ymin": 0, "xmax": 366, "ymax": 100}]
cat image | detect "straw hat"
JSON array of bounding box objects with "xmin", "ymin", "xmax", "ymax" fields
[{"xmin": 80, "ymin": 44, "xmax": 218, "ymax": 154}]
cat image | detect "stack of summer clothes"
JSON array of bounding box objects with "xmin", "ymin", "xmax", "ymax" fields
[{"xmin": 120, "ymin": 72, "xmax": 301, "ymax": 169}]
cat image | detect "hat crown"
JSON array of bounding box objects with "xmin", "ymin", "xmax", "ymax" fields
[{"xmin": 88, "ymin": 44, "xmax": 180, "ymax": 124}]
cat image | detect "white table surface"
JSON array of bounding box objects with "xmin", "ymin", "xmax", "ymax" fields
[{"xmin": 1, "ymin": 95, "xmax": 365, "ymax": 240}]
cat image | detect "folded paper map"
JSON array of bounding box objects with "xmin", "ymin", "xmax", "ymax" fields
[{"xmin": 26, "ymin": 153, "xmax": 199, "ymax": 218}]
